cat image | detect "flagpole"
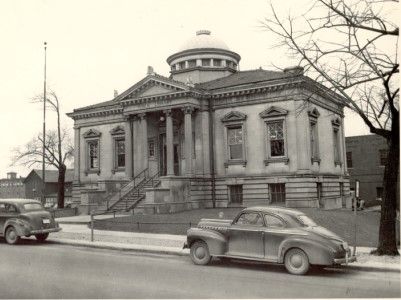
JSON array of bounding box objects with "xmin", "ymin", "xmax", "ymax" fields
[{"xmin": 42, "ymin": 42, "xmax": 47, "ymax": 204}]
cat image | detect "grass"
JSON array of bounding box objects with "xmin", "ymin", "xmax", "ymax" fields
[{"xmin": 93, "ymin": 207, "xmax": 383, "ymax": 247}]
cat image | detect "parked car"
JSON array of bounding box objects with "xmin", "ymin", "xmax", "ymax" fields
[
  {"xmin": 184, "ymin": 206, "xmax": 356, "ymax": 275},
  {"xmin": 0, "ymin": 199, "xmax": 61, "ymax": 244}
]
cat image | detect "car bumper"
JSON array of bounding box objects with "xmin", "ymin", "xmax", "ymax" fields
[
  {"xmin": 30, "ymin": 227, "xmax": 62, "ymax": 234},
  {"xmin": 334, "ymin": 255, "xmax": 356, "ymax": 265}
]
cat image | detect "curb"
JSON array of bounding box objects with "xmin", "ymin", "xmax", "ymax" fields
[
  {"xmin": 48, "ymin": 238, "xmax": 190, "ymax": 256},
  {"xmin": 48, "ymin": 238, "xmax": 400, "ymax": 273}
]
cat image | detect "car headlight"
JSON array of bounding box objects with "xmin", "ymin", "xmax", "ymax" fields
[{"xmin": 342, "ymin": 241, "xmax": 349, "ymax": 250}]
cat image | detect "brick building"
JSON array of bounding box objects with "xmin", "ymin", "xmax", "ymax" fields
[
  {"xmin": 345, "ymin": 134, "xmax": 399, "ymax": 207},
  {"xmin": 23, "ymin": 169, "xmax": 74, "ymax": 207},
  {"xmin": 0, "ymin": 172, "xmax": 25, "ymax": 199}
]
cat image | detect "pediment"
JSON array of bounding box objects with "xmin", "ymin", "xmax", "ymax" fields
[
  {"xmin": 259, "ymin": 106, "xmax": 288, "ymax": 118},
  {"xmin": 119, "ymin": 76, "xmax": 188, "ymax": 101},
  {"xmin": 221, "ymin": 111, "xmax": 247, "ymax": 123},
  {"xmin": 110, "ymin": 125, "xmax": 125, "ymax": 136},
  {"xmin": 83, "ymin": 129, "xmax": 101, "ymax": 138}
]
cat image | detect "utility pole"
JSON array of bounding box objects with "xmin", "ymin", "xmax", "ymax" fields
[{"xmin": 42, "ymin": 42, "xmax": 47, "ymax": 205}]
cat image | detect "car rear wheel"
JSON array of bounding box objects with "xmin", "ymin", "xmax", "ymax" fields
[
  {"xmin": 5, "ymin": 226, "xmax": 20, "ymax": 245},
  {"xmin": 35, "ymin": 233, "xmax": 49, "ymax": 242},
  {"xmin": 190, "ymin": 240, "xmax": 211, "ymax": 265},
  {"xmin": 284, "ymin": 248, "xmax": 310, "ymax": 275}
]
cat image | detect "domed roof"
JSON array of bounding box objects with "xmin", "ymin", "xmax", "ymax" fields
[{"xmin": 178, "ymin": 30, "xmax": 230, "ymax": 52}]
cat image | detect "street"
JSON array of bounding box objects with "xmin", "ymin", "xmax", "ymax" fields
[{"xmin": 0, "ymin": 240, "xmax": 399, "ymax": 298}]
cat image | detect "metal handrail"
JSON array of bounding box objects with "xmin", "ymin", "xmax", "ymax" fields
[{"xmin": 107, "ymin": 169, "xmax": 160, "ymax": 212}]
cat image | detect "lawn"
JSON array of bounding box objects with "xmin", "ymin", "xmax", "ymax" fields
[{"xmin": 93, "ymin": 207, "xmax": 382, "ymax": 247}]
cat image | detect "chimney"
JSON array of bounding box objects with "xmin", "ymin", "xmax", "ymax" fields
[
  {"xmin": 113, "ymin": 90, "xmax": 118, "ymax": 98},
  {"xmin": 147, "ymin": 66, "xmax": 154, "ymax": 75},
  {"xmin": 283, "ymin": 66, "xmax": 304, "ymax": 75}
]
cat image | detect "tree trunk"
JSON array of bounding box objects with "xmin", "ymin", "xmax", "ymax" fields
[
  {"xmin": 374, "ymin": 118, "xmax": 399, "ymax": 256},
  {"xmin": 57, "ymin": 164, "xmax": 66, "ymax": 209}
]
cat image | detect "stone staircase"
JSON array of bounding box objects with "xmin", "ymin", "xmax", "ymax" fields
[
  {"xmin": 97, "ymin": 168, "xmax": 160, "ymax": 213},
  {"xmin": 108, "ymin": 179, "xmax": 160, "ymax": 212}
]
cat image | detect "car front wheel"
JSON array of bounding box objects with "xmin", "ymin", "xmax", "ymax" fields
[
  {"xmin": 5, "ymin": 226, "xmax": 20, "ymax": 245},
  {"xmin": 35, "ymin": 233, "xmax": 49, "ymax": 242},
  {"xmin": 190, "ymin": 240, "xmax": 211, "ymax": 265},
  {"xmin": 284, "ymin": 248, "xmax": 310, "ymax": 275}
]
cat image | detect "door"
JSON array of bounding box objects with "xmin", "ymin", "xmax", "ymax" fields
[
  {"xmin": 0, "ymin": 203, "xmax": 18, "ymax": 235},
  {"xmin": 227, "ymin": 212, "xmax": 264, "ymax": 258},
  {"xmin": 263, "ymin": 213, "xmax": 288, "ymax": 261}
]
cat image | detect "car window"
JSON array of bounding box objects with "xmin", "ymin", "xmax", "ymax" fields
[
  {"xmin": 0, "ymin": 203, "xmax": 18, "ymax": 213},
  {"xmin": 23, "ymin": 203, "xmax": 43, "ymax": 211},
  {"xmin": 235, "ymin": 213, "xmax": 264, "ymax": 226},
  {"xmin": 264, "ymin": 214, "xmax": 285, "ymax": 228},
  {"xmin": 0, "ymin": 203, "xmax": 6, "ymax": 213}
]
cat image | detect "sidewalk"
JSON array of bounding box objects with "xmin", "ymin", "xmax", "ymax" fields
[{"xmin": 50, "ymin": 219, "xmax": 400, "ymax": 273}]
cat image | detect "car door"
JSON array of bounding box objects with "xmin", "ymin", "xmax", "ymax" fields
[
  {"xmin": 263, "ymin": 213, "xmax": 288, "ymax": 261},
  {"xmin": 227, "ymin": 212, "xmax": 265, "ymax": 258},
  {"xmin": 0, "ymin": 203, "xmax": 6, "ymax": 234}
]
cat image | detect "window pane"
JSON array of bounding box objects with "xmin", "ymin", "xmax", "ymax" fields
[
  {"xmin": 346, "ymin": 152, "xmax": 353, "ymax": 168},
  {"xmin": 227, "ymin": 127, "xmax": 243, "ymax": 160},
  {"xmin": 89, "ymin": 142, "xmax": 98, "ymax": 169},
  {"xmin": 268, "ymin": 122, "xmax": 285, "ymax": 157},
  {"xmin": 202, "ymin": 59, "xmax": 210, "ymax": 66},
  {"xmin": 213, "ymin": 59, "xmax": 221, "ymax": 67},
  {"xmin": 333, "ymin": 130, "xmax": 339, "ymax": 161},
  {"xmin": 236, "ymin": 213, "xmax": 263, "ymax": 226},
  {"xmin": 379, "ymin": 149, "xmax": 388, "ymax": 166},
  {"xmin": 270, "ymin": 183, "xmax": 285, "ymax": 203},
  {"xmin": 264, "ymin": 215, "xmax": 285, "ymax": 228},
  {"xmin": 188, "ymin": 60, "xmax": 196, "ymax": 68}
]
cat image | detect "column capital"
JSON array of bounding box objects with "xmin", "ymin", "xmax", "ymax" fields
[
  {"xmin": 138, "ymin": 112, "xmax": 147, "ymax": 120},
  {"xmin": 163, "ymin": 109, "xmax": 173, "ymax": 117},
  {"xmin": 124, "ymin": 115, "xmax": 132, "ymax": 122},
  {"xmin": 182, "ymin": 106, "xmax": 195, "ymax": 115}
]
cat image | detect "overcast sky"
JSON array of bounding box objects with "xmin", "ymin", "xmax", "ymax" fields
[{"xmin": 0, "ymin": 0, "xmax": 372, "ymax": 178}]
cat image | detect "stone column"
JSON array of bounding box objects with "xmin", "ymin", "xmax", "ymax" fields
[
  {"xmin": 201, "ymin": 110, "xmax": 211, "ymax": 175},
  {"xmin": 183, "ymin": 106, "xmax": 194, "ymax": 176},
  {"xmin": 139, "ymin": 113, "xmax": 148, "ymax": 171},
  {"xmin": 296, "ymin": 108, "xmax": 310, "ymax": 173},
  {"xmin": 73, "ymin": 126, "xmax": 81, "ymax": 183},
  {"xmin": 164, "ymin": 109, "xmax": 174, "ymax": 176},
  {"xmin": 124, "ymin": 117, "xmax": 133, "ymax": 179}
]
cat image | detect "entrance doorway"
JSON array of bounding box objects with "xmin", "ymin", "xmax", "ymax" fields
[{"xmin": 159, "ymin": 133, "xmax": 179, "ymax": 176}]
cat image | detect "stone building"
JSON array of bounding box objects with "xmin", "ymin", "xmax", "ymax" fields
[
  {"xmin": 68, "ymin": 30, "xmax": 350, "ymax": 214},
  {"xmin": 0, "ymin": 172, "xmax": 25, "ymax": 199},
  {"xmin": 345, "ymin": 134, "xmax": 399, "ymax": 207}
]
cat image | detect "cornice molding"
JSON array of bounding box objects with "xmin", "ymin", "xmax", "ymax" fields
[
  {"xmin": 83, "ymin": 129, "xmax": 101, "ymax": 138},
  {"xmin": 110, "ymin": 125, "xmax": 125, "ymax": 136},
  {"xmin": 259, "ymin": 106, "xmax": 288, "ymax": 118},
  {"xmin": 221, "ymin": 111, "xmax": 247, "ymax": 123}
]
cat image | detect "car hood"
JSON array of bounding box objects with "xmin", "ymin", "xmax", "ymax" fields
[
  {"xmin": 197, "ymin": 218, "xmax": 232, "ymax": 233},
  {"xmin": 302, "ymin": 226, "xmax": 343, "ymax": 242}
]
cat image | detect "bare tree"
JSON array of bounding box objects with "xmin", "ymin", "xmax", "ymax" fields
[
  {"xmin": 13, "ymin": 91, "xmax": 73, "ymax": 208},
  {"xmin": 263, "ymin": 0, "xmax": 399, "ymax": 255}
]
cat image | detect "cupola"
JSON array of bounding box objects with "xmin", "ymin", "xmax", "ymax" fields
[{"xmin": 166, "ymin": 30, "xmax": 241, "ymax": 84}]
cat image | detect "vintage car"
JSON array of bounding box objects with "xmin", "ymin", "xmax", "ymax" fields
[
  {"xmin": 185, "ymin": 206, "xmax": 356, "ymax": 275},
  {"xmin": 0, "ymin": 199, "xmax": 61, "ymax": 245}
]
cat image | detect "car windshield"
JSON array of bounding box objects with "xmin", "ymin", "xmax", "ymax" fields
[
  {"xmin": 23, "ymin": 203, "xmax": 44, "ymax": 211},
  {"xmin": 297, "ymin": 215, "xmax": 318, "ymax": 227}
]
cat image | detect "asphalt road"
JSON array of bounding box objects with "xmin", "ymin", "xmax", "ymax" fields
[{"xmin": 0, "ymin": 239, "xmax": 399, "ymax": 299}]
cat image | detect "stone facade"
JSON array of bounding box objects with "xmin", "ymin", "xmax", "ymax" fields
[{"xmin": 68, "ymin": 30, "xmax": 350, "ymax": 214}]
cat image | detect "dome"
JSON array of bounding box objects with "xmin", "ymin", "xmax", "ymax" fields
[{"xmin": 178, "ymin": 30, "xmax": 230, "ymax": 52}]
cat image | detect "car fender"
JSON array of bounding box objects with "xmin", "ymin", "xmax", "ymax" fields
[
  {"xmin": 278, "ymin": 237, "xmax": 335, "ymax": 265},
  {"xmin": 4, "ymin": 218, "xmax": 31, "ymax": 236},
  {"xmin": 187, "ymin": 227, "xmax": 228, "ymax": 255}
]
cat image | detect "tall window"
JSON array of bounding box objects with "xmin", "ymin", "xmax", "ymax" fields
[
  {"xmin": 346, "ymin": 151, "xmax": 353, "ymax": 168},
  {"xmin": 229, "ymin": 185, "xmax": 243, "ymax": 204},
  {"xmin": 269, "ymin": 183, "xmax": 286, "ymax": 203},
  {"xmin": 88, "ymin": 141, "xmax": 99, "ymax": 169},
  {"xmin": 228, "ymin": 126, "xmax": 243, "ymax": 159},
  {"xmin": 376, "ymin": 187, "xmax": 383, "ymax": 200},
  {"xmin": 148, "ymin": 139, "xmax": 155, "ymax": 158},
  {"xmin": 115, "ymin": 139, "xmax": 125, "ymax": 168},
  {"xmin": 308, "ymin": 108, "xmax": 320, "ymax": 163},
  {"xmin": 179, "ymin": 61, "xmax": 186, "ymax": 70},
  {"xmin": 379, "ymin": 149, "xmax": 388, "ymax": 166},
  {"xmin": 332, "ymin": 118, "xmax": 341, "ymax": 166},
  {"xmin": 268, "ymin": 121, "xmax": 285, "ymax": 157}
]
